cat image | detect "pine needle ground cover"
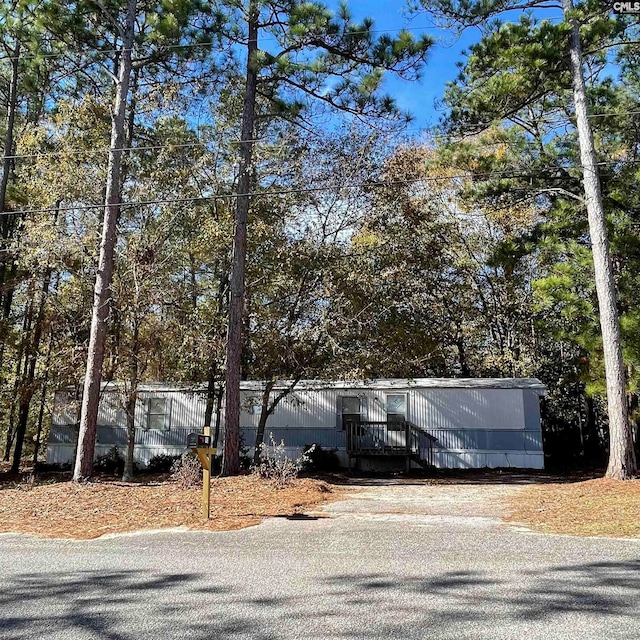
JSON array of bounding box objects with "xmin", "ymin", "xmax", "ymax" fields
[
  {"xmin": 505, "ymin": 478, "xmax": 640, "ymax": 538},
  {"xmin": 0, "ymin": 475, "xmax": 340, "ymax": 540}
]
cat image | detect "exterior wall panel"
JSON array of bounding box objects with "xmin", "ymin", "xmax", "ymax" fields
[
  {"xmin": 523, "ymin": 389, "xmax": 543, "ymax": 432},
  {"xmin": 47, "ymin": 379, "xmax": 545, "ymax": 470},
  {"xmin": 411, "ymin": 388, "xmax": 525, "ymax": 431}
]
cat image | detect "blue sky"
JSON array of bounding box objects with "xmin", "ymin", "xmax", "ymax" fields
[
  {"xmin": 345, "ymin": 1, "xmax": 472, "ymax": 131},
  {"xmin": 340, "ymin": 1, "xmax": 566, "ymax": 133}
]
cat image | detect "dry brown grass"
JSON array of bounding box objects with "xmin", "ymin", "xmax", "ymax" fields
[
  {"xmin": 505, "ymin": 478, "xmax": 640, "ymax": 538},
  {"xmin": 0, "ymin": 474, "xmax": 341, "ymax": 540}
]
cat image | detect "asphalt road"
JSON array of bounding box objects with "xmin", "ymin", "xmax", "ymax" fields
[{"xmin": 1, "ymin": 481, "xmax": 639, "ymax": 640}]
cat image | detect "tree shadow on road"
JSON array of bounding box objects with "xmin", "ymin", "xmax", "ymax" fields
[{"xmin": 1, "ymin": 559, "xmax": 639, "ymax": 639}]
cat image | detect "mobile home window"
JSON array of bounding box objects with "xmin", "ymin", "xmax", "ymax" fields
[
  {"xmin": 147, "ymin": 398, "xmax": 170, "ymax": 431},
  {"xmin": 341, "ymin": 396, "xmax": 361, "ymax": 430},
  {"xmin": 386, "ymin": 394, "xmax": 407, "ymax": 423}
]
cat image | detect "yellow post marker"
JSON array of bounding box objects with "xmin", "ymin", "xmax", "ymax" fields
[
  {"xmin": 188, "ymin": 428, "xmax": 217, "ymax": 520},
  {"xmin": 202, "ymin": 426, "xmax": 211, "ymax": 519}
]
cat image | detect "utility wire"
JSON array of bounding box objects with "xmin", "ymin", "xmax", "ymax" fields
[
  {"xmin": 3, "ymin": 133, "xmax": 406, "ymax": 161},
  {"xmin": 2, "ymin": 139, "xmax": 267, "ymax": 161},
  {"xmin": 4, "ymin": 108, "xmax": 640, "ymax": 162},
  {"xmin": 1, "ymin": 160, "xmax": 639, "ymax": 218}
]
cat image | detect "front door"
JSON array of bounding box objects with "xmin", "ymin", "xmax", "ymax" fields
[
  {"xmin": 341, "ymin": 396, "xmax": 362, "ymax": 451},
  {"xmin": 386, "ymin": 393, "xmax": 408, "ymax": 450}
]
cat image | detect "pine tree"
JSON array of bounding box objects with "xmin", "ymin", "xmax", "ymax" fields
[
  {"xmin": 418, "ymin": 0, "xmax": 637, "ymax": 478},
  {"xmin": 218, "ymin": 0, "xmax": 432, "ymax": 475},
  {"xmin": 70, "ymin": 0, "xmax": 221, "ymax": 481}
]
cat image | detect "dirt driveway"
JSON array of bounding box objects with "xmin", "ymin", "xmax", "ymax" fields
[{"xmin": 318, "ymin": 475, "xmax": 537, "ymax": 526}]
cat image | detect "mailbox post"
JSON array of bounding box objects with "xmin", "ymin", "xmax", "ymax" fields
[{"xmin": 187, "ymin": 426, "xmax": 217, "ymax": 519}]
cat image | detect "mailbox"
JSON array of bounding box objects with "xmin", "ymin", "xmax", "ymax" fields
[
  {"xmin": 187, "ymin": 432, "xmax": 211, "ymax": 448},
  {"xmin": 186, "ymin": 429, "xmax": 216, "ymax": 519}
]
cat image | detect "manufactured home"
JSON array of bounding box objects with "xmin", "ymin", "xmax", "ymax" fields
[{"xmin": 47, "ymin": 378, "xmax": 546, "ymax": 470}]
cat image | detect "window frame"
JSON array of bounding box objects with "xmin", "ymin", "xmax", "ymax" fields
[{"xmin": 146, "ymin": 397, "xmax": 171, "ymax": 431}]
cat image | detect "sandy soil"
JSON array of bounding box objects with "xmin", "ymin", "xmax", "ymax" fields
[{"xmin": 0, "ymin": 474, "xmax": 342, "ymax": 539}]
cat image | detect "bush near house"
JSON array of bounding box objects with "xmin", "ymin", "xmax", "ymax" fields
[
  {"xmin": 147, "ymin": 454, "xmax": 181, "ymax": 474},
  {"xmin": 94, "ymin": 447, "xmax": 126, "ymax": 475},
  {"xmin": 303, "ymin": 444, "xmax": 341, "ymax": 472},
  {"xmin": 255, "ymin": 435, "xmax": 308, "ymax": 487}
]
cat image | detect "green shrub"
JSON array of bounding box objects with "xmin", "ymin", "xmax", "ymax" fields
[
  {"xmin": 94, "ymin": 446, "xmax": 125, "ymax": 475},
  {"xmin": 147, "ymin": 453, "xmax": 181, "ymax": 474},
  {"xmin": 303, "ymin": 444, "xmax": 341, "ymax": 472}
]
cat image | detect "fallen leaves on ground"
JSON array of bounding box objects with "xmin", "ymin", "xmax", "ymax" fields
[
  {"xmin": 505, "ymin": 478, "xmax": 640, "ymax": 538},
  {"xmin": 0, "ymin": 475, "xmax": 341, "ymax": 540}
]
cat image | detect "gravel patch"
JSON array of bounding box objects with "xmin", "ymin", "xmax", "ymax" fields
[{"xmin": 321, "ymin": 478, "xmax": 525, "ymax": 521}]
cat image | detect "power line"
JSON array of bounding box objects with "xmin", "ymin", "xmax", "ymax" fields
[
  {"xmin": 1, "ymin": 160, "xmax": 638, "ymax": 218},
  {"xmin": 5, "ymin": 108, "xmax": 640, "ymax": 162},
  {"xmin": 2, "ymin": 139, "xmax": 267, "ymax": 161},
  {"xmin": 4, "ymin": 131, "xmax": 408, "ymax": 161}
]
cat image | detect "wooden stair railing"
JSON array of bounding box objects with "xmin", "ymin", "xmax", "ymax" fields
[{"xmin": 346, "ymin": 420, "xmax": 437, "ymax": 468}]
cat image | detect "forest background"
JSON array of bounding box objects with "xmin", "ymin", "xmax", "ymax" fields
[{"xmin": 1, "ymin": 0, "xmax": 639, "ymax": 477}]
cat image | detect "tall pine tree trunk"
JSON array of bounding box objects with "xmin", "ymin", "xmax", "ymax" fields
[
  {"xmin": 122, "ymin": 392, "xmax": 137, "ymax": 482},
  {"xmin": 204, "ymin": 359, "xmax": 217, "ymax": 429},
  {"xmin": 3, "ymin": 282, "xmax": 32, "ymax": 461},
  {"xmin": 213, "ymin": 385, "xmax": 224, "ymax": 449},
  {"xmin": 222, "ymin": 0, "xmax": 259, "ymax": 476},
  {"xmin": 73, "ymin": 0, "xmax": 138, "ymax": 482},
  {"xmin": 0, "ymin": 40, "xmax": 21, "ymax": 377},
  {"xmin": 0, "ymin": 40, "xmax": 20, "ymax": 292},
  {"xmin": 562, "ymin": 0, "xmax": 636, "ymax": 479}
]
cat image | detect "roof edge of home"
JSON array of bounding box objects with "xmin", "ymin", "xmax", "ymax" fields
[{"xmin": 56, "ymin": 377, "xmax": 547, "ymax": 393}]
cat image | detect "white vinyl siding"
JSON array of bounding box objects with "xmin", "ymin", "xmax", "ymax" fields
[{"xmin": 48, "ymin": 379, "xmax": 545, "ymax": 469}]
